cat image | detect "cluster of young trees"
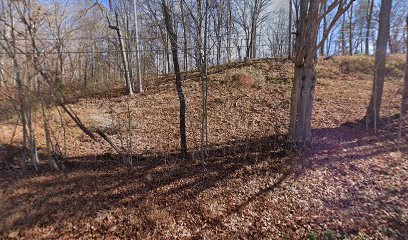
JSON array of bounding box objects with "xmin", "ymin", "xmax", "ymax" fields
[{"xmin": 0, "ymin": 0, "xmax": 407, "ymax": 170}]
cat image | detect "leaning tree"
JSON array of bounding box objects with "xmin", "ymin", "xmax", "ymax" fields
[{"xmin": 288, "ymin": 0, "xmax": 354, "ymax": 144}]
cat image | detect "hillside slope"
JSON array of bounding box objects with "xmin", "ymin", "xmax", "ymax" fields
[{"xmin": 0, "ymin": 55, "xmax": 407, "ymax": 239}]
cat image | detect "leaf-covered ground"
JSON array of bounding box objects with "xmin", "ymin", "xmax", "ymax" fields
[{"xmin": 0, "ymin": 55, "xmax": 407, "ymax": 239}]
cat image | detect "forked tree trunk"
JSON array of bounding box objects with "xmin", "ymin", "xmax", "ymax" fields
[
  {"xmin": 288, "ymin": 0, "xmax": 320, "ymax": 144},
  {"xmin": 288, "ymin": 0, "xmax": 353, "ymax": 143},
  {"xmin": 104, "ymin": 1, "xmax": 133, "ymax": 96},
  {"xmin": 365, "ymin": 0, "xmax": 392, "ymax": 129}
]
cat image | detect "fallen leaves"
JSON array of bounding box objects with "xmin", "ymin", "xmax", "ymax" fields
[{"xmin": 0, "ymin": 56, "xmax": 407, "ymax": 239}]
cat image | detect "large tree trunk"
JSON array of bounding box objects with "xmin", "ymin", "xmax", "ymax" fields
[
  {"xmin": 161, "ymin": 0, "xmax": 188, "ymax": 159},
  {"xmin": 288, "ymin": 0, "xmax": 320, "ymax": 144},
  {"xmin": 365, "ymin": 0, "xmax": 392, "ymax": 129},
  {"xmin": 288, "ymin": 0, "xmax": 353, "ymax": 143},
  {"xmin": 289, "ymin": 63, "xmax": 317, "ymax": 143}
]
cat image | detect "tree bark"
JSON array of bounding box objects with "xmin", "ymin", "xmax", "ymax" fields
[
  {"xmin": 365, "ymin": 0, "xmax": 392, "ymax": 129},
  {"xmin": 161, "ymin": 0, "xmax": 188, "ymax": 159},
  {"xmin": 289, "ymin": 63, "xmax": 317, "ymax": 143}
]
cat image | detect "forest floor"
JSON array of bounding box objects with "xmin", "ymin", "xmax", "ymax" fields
[{"xmin": 0, "ymin": 55, "xmax": 407, "ymax": 239}]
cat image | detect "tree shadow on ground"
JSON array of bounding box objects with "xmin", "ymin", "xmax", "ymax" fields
[
  {"xmin": 0, "ymin": 121, "xmax": 406, "ymax": 238},
  {"xmin": 297, "ymin": 121, "xmax": 408, "ymax": 238},
  {"xmin": 0, "ymin": 134, "xmax": 294, "ymax": 236}
]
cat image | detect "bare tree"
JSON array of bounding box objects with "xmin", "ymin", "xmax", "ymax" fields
[
  {"xmin": 161, "ymin": 0, "xmax": 188, "ymax": 159},
  {"xmin": 98, "ymin": 0, "xmax": 134, "ymax": 96},
  {"xmin": 364, "ymin": 0, "xmax": 392, "ymax": 129}
]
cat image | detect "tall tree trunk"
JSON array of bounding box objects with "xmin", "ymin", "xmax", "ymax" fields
[
  {"xmin": 320, "ymin": 2, "xmax": 327, "ymax": 56},
  {"xmin": 288, "ymin": 0, "xmax": 293, "ymax": 58},
  {"xmin": 161, "ymin": 0, "xmax": 188, "ymax": 159},
  {"xmin": 133, "ymin": 0, "xmax": 143, "ymax": 93},
  {"xmin": 200, "ymin": 0, "xmax": 210, "ymax": 164},
  {"xmin": 349, "ymin": 4, "xmax": 354, "ymax": 56},
  {"xmin": 8, "ymin": 2, "xmax": 27, "ymax": 172},
  {"xmin": 226, "ymin": 0, "xmax": 232, "ymax": 63},
  {"xmin": 365, "ymin": 0, "xmax": 392, "ymax": 129},
  {"xmin": 180, "ymin": 0, "xmax": 189, "ymax": 74},
  {"xmin": 348, "ymin": 2, "xmax": 353, "ymax": 56},
  {"xmin": 401, "ymin": 15, "xmax": 408, "ymax": 115},
  {"xmin": 365, "ymin": 0, "xmax": 374, "ymax": 55},
  {"xmin": 25, "ymin": 29, "xmax": 39, "ymax": 171}
]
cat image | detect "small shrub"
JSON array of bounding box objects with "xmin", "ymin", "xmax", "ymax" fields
[
  {"xmin": 325, "ymin": 229, "xmax": 336, "ymax": 240},
  {"xmin": 307, "ymin": 231, "xmax": 317, "ymax": 240}
]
